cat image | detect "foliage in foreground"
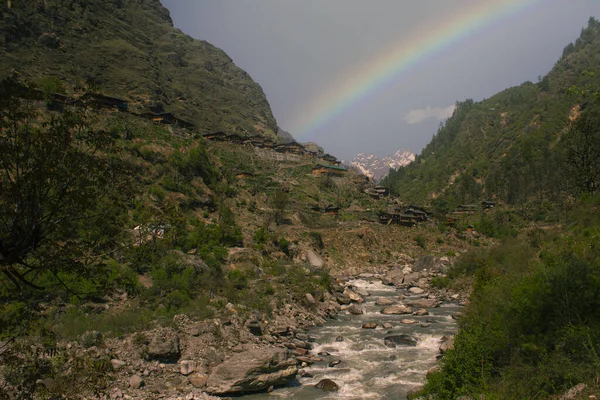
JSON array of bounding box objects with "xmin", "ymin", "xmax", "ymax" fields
[{"xmin": 416, "ymin": 199, "xmax": 600, "ymax": 399}]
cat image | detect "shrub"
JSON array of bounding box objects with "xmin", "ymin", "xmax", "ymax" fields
[{"xmin": 414, "ymin": 235, "xmax": 426, "ymax": 249}]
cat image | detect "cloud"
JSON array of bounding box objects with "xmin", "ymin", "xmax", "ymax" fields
[{"xmin": 404, "ymin": 104, "xmax": 456, "ymax": 124}]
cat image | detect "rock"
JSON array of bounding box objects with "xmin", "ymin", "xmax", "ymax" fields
[
  {"xmin": 382, "ymin": 323, "xmax": 393, "ymax": 329},
  {"xmin": 205, "ymin": 348, "xmax": 297, "ymax": 395},
  {"xmin": 381, "ymin": 305, "xmax": 412, "ymax": 315},
  {"xmin": 382, "ymin": 268, "xmax": 404, "ymax": 286},
  {"xmin": 406, "ymin": 298, "xmax": 439, "ymax": 308},
  {"xmin": 147, "ymin": 328, "xmax": 180, "ymax": 363},
  {"xmin": 335, "ymin": 292, "xmax": 352, "ymax": 305},
  {"xmin": 306, "ymin": 250, "xmax": 324, "ymax": 268},
  {"xmin": 188, "ymin": 372, "xmax": 208, "ymax": 388},
  {"xmin": 414, "ymin": 308, "xmax": 429, "ymax": 316},
  {"xmin": 129, "ymin": 375, "xmax": 144, "ymax": 389},
  {"xmin": 299, "ymin": 369, "xmax": 313, "ymax": 378},
  {"xmin": 408, "ymin": 287, "xmax": 425, "ymax": 295},
  {"xmin": 110, "ymin": 359, "xmax": 126, "ymax": 371},
  {"xmin": 346, "ymin": 304, "xmax": 364, "ymax": 315},
  {"xmin": 420, "ymin": 323, "xmax": 431, "ymax": 328},
  {"xmin": 402, "ymin": 273, "xmax": 419, "ymax": 286},
  {"xmin": 335, "ymin": 336, "xmax": 344, "ymax": 342},
  {"xmin": 439, "ymin": 336, "xmax": 455, "ymax": 353},
  {"xmin": 362, "ymin": 323, "xmax": 377, "ymax": 329},
  {"xmin": 343, "ymin": 288, "xmax": 364, "ymax": 303},
  {"xmin": 389, "ymin": 355, "xmax": 398, "ymax": 361},
  {"xmin": 318, "ymin": 351, "xmax": 331, "ymax": 356},
  {"xmin": 413, "ymin": 255, "xmax": 444, "ymax": 273},
  {"xmin": 375, "ymin": 298, "xmax": 395, "ymax": 306},
  {"xmin": 358, "ymin": 273, "xmax": 374, "ymax": 278},
  {"xmin": 328, "ymin": 360, "xmax": 341, "ymax": 367},
  {"xmin": 559, "ymin": 383, "xmax": 587, "ymax": 400},
  {"xmin": 352, "ymin": 287, "xmax": 370, "ymax": 297},
  {"xmin": 293, "ymin": 348, "xmax": 308, "ymax": 356},
  {"xmin": 38, "ymin": 32, "xmax": 60, "ymax": 48},
  {"xmin": 180, "ymin": 360, "xmax": 196, "ymax": 376},
  {"xmin": 315, "ymin": 378, "xmax": 339, "ymax": 392},
  {"xmin": 401, "ymin": 319, "xmax": 419, "ymax": 324},
  {"xmin": 305, "ymin": 293, "xmax": 316, "ymax": 304},
  {"xmin": 384, "ymin": 335, "xmax": 418, "ymax": 348}
]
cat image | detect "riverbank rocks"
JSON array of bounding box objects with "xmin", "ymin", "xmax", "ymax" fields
[
  {"xmin": 408, "ymin": 287, "xmax": 425, "ymax": 295},
  {"xmin": 343, "ymin": 288, "xmax": 364, "ymax": 303},
  {"xmin": 362, "ymin": 323, "xmax": 377, "ymax": 329},
  {"xmin": 375, "ymin": 298, "xmax": 395, "ymax": 306},
  {"xmin": 352, "ymin": 287, "xmax": 370, "ymax": 297},
  {"xmin": 384, "ymin": 335, "xmax": 417, "ymax": 348},
  {"xmin": 346, "ymin": 304, "xmax": 364, "ymax": 315},
  {"xmin": 382, "ymin": 267, "xmax": 404, "ymax": 286},
  {"xmin": 205, "ymin": 348, "xmax": 297, "ymax": 395},
  {"xmin": 414, "ymin": 308, "xmax": 429, "ymax": 316},
  {"xmin": 147, "ymin": 328, "xmax": 180, "ymax": 363},
  {"xmin": 406, "ymin": 298, "xmax": 439, "ymax": 308},
  {"xmin": 439, "ymin": 336, "xmax": 455, "ymax": 354},
  {"xmin": 381, "ymin": 305, "xmax": 412, "ymax": 315},
  {"xmin": 315, "ymin": 378, "xmax": 339, "ymax": 392},
  {"xmin": 401, "ymin": 319, "xmax": 419, "ymax": 324}
]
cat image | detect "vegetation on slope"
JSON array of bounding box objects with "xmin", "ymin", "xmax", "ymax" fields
[
  {"xmin": 0, "ymin": 0, "xmax": 278, "ymax": 138},
  {"xmin": 383, "ymin": 18, "xmax": 600, "ymax": 212}
]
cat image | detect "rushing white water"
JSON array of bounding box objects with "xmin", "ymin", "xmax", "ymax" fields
[{"xmin": 244, "ymin": 279, "xmax": 460, "ymax": 399}]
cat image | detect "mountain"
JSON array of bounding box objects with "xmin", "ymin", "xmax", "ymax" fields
[
  {"xmin": 382, "ymin": 17, "xmax": 600, "ymax": 209},
  {"xmin": 0, "ymin": 0, "xmax": 278, "ymax": 138},
  {"xmin": 277, "ymin": 127, "xmax": 296, "ymax": 143},
  {"xmin": 347, "ymin": 149, "xmax": 415, "ymax": 181}
]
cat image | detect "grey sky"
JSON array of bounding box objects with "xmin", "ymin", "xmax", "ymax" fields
[{"xmin": 161, "ymin": 0, "xmax": 600, "ymax": 160}]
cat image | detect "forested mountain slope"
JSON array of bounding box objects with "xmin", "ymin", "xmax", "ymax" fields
[
  {"xmin": 0, "ymin": 0, "xmax": 278, "ymax": 138},
  {"xmin": 383, "ymin": 17, "xmax": 600, "ymax": 209}
]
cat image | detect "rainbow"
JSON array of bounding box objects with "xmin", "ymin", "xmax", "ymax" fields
[{"xmin": 290, "ymin": 0, "xmax": 542, "ymax": 138}]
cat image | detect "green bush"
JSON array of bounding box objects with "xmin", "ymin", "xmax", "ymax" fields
[{"xmin": 414, "ymin": 235, "xmax": 426, "ymax": 249}]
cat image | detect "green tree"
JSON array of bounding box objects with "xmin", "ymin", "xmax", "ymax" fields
[
  {"xmin": 0, "ymin": 78, "xmax": 131, "ymax": 289},
  {"xmin": 563, "ymin": 107, "xmax": 600, "ymax": 194}
]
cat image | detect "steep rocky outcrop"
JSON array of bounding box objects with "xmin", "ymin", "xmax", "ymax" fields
[
  {"xmin": 205, "ymin": 348, "xmax": 297, "ymax": 395},
  {"xmin": 0, "ymin": 0, "xmax": 278, "ymax": 138}
]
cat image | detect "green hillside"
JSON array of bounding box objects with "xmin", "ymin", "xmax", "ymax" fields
[
  {"xmin": 383, "ymin": 17, "xmax": 600, "ymax": 212},
  {"xmin": 0, "ymin": 0, "xmax": 278, "ymax": 138}
]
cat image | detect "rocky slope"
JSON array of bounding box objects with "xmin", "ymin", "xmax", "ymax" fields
[
  {"xmin": 0, "ymin": 0, "xmax": 278, "ymax": 138},
  {"xmin": 347, "ymin": 149, "xmax": 415, "ymax": 181}
]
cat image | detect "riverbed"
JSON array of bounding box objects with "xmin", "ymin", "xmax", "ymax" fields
[{"xmin": 244, "ymin": 279, "xmax": 459, "ymax": 399}]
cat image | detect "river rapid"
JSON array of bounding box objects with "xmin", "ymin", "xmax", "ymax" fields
[{"xmin": 245, "ymin": 278, "xmax": 460, "ymax": 400}]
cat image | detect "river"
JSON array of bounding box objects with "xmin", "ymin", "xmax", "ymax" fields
[{"xmin": 244, "ymin": 278, "xmax": 460, "ymax": 399}]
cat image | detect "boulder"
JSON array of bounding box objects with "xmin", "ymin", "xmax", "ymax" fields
[
  {"xmin": 334, "ymin": 292, "xmax": 352, "ymax": 305},
  {"xmin": 439, "ymin": 336, "xmax": 455, "ymax": 353},
  {"xmin": 381, "ymin": 268, "xmax": 404, "ymax": 286},
  {"xmin": 408, "ymin": 287, "xmax": 425, "ymax": 295},
  {"xmin": 381, "ymin": 305, "xmax": 412, "ymax": 315},
  {"xmin": 328, "ymin": 359, "xmax": 341, "ymax": 367},
  {"xmin": 129, "ymin": 375, "xmax": 144, "ymax": 389},
  {"xmin": 413, "ymin": 255, "xmax": 444, "ymax": 273},
  {"xmin": 352, "ymin": 287, "xmax": 370, "ymax": 297},
  {"xmin": 305, "ymin": 293, "xmax": 315, "ymax": 304},
  {"xmin": 402, "ymin": 273, "xmax": 419, "ymax": 285},
  {"xmin": 306, "ymin": 250, "xmax": 324, "ymax": 268},
  {"xmin": 362, "ymin": 323, "xmax": 377, "ymax": 329},
  {"xmin": 205, "ymin": 348, "xmax": 297, "ymax": 395},
  {"xmin": 406, "ymin": 298, "xmax": 439, "ymax": 308},
  {"xmin": 375, "ymin": 298, "xmax": 395, "ymax": 306},
  {"xmin": 180, "ymin": 360, "xmax": 196, "ymax": 376},
  {"xmin": 188, "ymin": 372, "xmax": 208, "ymax": 388},
  {"xmin": 414, "ymin": 308, "xmax": 429, "ymax": 316},
  {"xmin": 559, "ymin": 383, "xmax": 587, "ymax": 400},
  {"xmin": 315, "ymin": 378, "xmax": 339, "ymax": 392},
  {"xmin": 147, "ymin": 328, "xmax": 180, "ymax": 363},
  {"xmin": 343, "ymin": 288, "xmax": 364, "ymax": 303},
  {"xmin": 335, "ymin": 336, "xmax": 344, "ymax": 342},
  {"xmin": 382, "ymin": 323, "xmax": 393, "ymax": 329},
  {"xmin": 384, "ymin": 335, "xmax": 417, "ymax": 348},
  {"xmin": 346, "ymin": 304, "xmax": 364, "ymax": 315},
  {"xmin": 110, "ymin": 359, "xmax": 126, "ymax": 371},
  {"xmin": 401, "ymin": 319, "xmax": 419, "ymax": 324}
]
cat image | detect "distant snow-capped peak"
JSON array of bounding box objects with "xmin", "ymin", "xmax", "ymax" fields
[{"xmin": 345, "ymin": 149, "xmax": 415, "ymax": 181}]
